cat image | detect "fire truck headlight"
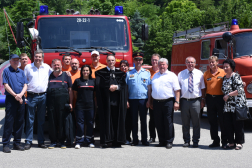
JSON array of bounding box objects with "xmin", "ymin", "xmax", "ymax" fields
[{"xmin": 247, "ymin": 83, "xmax": 252, "ymax": 94}]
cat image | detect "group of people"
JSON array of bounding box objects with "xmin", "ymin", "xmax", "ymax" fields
[{"xmin": 2, "ymin": 50, "xmax": 247, "ymax": 153}]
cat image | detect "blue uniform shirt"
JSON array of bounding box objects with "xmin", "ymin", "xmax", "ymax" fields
[
  {"xmin": 2, "ymin": 66, "xmax": 28, "ymax": 96},
  {"xmin": 126, "ymin": 68, "xmax": 151, "ymax": 99}
]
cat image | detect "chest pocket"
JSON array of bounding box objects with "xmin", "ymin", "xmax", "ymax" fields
[
  {"xmin": 141, "ymin": 78, "xmax": 148, "ymax": 85},
  {"xmin": 128, "ymin": 77, "xmax": 136, "ymax": 85},
  {"xmin": 16, "ymin": 74, "xmax": 25, "ymax": 85}
]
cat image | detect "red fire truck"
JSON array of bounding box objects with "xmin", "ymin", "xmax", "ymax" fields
[
  {"xmin": 171, "ymin": 19, "xmax": 252, "ymax": 113},
  {"xmin": 16, "ymin": 5, "xmax": 148, "ymax": 68}
]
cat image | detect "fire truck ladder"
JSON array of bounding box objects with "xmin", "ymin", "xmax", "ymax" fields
[{"xmin": 173, "ymin": 21, "xmax": 229, "ymax": 43}]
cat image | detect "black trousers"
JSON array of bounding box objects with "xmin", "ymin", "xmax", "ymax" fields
[
  {"xmin": 111, "ymin": 105, "xmax": 119, "ymax": 143},
  {"xmin": 148, "ymin": 108, "xmax": 156, "ymax": 139},
  {"xmin": 224, "ymin": 112, "xmax": 244, "ymax": 144},
  {"xmin": 125, "ymin": 108, "xmax": 132, "ymax": 142},
  {"xmin": 153, "ymin": 98, "xmax": 175, "ymax": 144},
  {"xmin": 206, "ymin": 94, "xmax": 227, "ymax": 144},
  {"xmin": 47, "ymin": 88, "xmax": 69, "ymax": 144}
]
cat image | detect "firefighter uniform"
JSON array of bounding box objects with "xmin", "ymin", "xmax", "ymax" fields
[{"xmin": 47, "ymin": 72, "xmax": 72, "ymax": 146}]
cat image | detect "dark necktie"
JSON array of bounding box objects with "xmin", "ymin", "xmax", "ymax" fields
[{"xmin": 188, "ymin": 71, "xmax": 193, "ymax": 93}]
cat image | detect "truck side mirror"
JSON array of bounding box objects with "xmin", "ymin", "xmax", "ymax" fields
[
  {"xmin": 142, "ymin": 24, "xmax": 149, "ymax": 41},
  {"xmin": 212, "ymin": 48, "xmax": 219, "ymax": 57},
  {"xmin": 16, "ymin": 22, "xmax": 25, "ymax": 48}
]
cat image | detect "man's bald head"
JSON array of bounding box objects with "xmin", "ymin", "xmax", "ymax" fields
[{"xmin": 71, "ymin": 58, "xmax": 79, "ymax": 71}]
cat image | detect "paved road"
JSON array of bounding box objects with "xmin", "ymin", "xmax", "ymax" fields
[{"xmin": 0, "ymin": 109, "xmax": 252, "ymax": 168}]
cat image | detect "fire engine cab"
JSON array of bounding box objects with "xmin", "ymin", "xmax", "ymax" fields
[
  {"xmin": 16, "ymin": 5, "xmax": 148, "ymax": 68},
  {"xmin": 171, "ymin": 19, "xmax": 252, "ymax": 113}
]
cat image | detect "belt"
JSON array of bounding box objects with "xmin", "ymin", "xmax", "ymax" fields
[
  {"xmin": 181, "ymin": 97, "xmax": 200, "ymax": 101},
  {"xmin": 27, "ymin": 92, "xmax": 46, "ymax": 96},
  {"xmin": 154, "ymin": 97, "xmax": 174, "ymax": 102},
  {"xmin": 206, "ymin": 94, "xmax": 223, "ymax": 97}
]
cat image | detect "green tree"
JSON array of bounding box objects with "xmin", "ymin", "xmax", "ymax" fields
[
  {"xmin": 1, "ymin": 0, "xmax": 37, "ymax": 60},
  {"xmin": 40, "ymin": 0, "xmax": 69, "ymax": 14}
]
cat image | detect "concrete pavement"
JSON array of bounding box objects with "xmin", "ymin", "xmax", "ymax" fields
[{"xmin": 0, "ymin": 109, "xmax": 252, "ymax": 168}]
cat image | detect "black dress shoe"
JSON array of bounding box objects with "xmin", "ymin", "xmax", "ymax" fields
[
  {"xmin": 209, "ymin": 142, "xmax": 220, "ymax": 148},
  {"xmin": 221, "ymin": 143, "xmax": 228, "ymax": 149},
  {"xmin": 142, "ymin": 142, "xmax": 149, "ymax": 146},
  {"xmin": 155, "ymin": 143, "xmax": 166, "ymax": 147},
  {"xmin": 24, "ymin": 144, "xmax": 31, "ymax": 150},
  {"xmin": 131, "ymin": 143, "xmax": 139, "ymax": 146},
  {"xmin": 183, "ymin": 142, "xmax": 190, "ymax": 147},
  {"xmin": 166, "ymin": 143, "xmax": 172, "ymax": 149},
  {"xmin": 100, "ymin": 144, "xmax": 108, "ymax": 148},
  {"xmin": 38, "ymin": 144, "xmax": 48, "ymax": 148},
  {"xmin": 148, "ymin": 138, "xmax": 155, "ymax": 143},
  {"xmin": 193, "ymin": 142, "xmax": 198, "ymax": 148},
  {"xmin": 112, "ymin": 142, "xmax": 122, "ymax": 148},
  {"xmin": 3, "ymin": 146, "xmax": 11, "ymax": 153},
  {"xmin": 13, "ymin": 145, "xmax": 25, "ymax": 151}
]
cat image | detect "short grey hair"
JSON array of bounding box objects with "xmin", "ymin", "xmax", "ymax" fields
[
  {"xmin": 151, "ymin": 53, "xmax": 161, "ymax": 59},
  {"xmin": 158, "ymin": 58, "xmax": 168, "ymax": 65},
  {"xmin": 185, "ymin": 56, "xmax": 196, "ymax": 63},
  {"xmin": 34, "ymin": 49, "xmax": 44, "ymax": 58}
]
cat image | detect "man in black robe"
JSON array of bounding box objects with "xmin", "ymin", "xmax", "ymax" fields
[{"xmin": 95, "ymin": 54, "xmax": 127, "ymax": 148}]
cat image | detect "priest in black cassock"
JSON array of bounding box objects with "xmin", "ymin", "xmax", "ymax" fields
[{"xmin": 95, "ymin": 54, "xmax": 127, "ymax": 148}]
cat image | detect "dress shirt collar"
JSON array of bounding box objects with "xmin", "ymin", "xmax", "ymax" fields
[
  {"xmin": 159, "ymin": 69, "xmax": 169, "ymax": 75},
  {"xmin": 9, "ymin": 66, "xmax": 19, "ymax": 72},
  {"xmin": 107, "ymin": 66, "xmax": 115, "ymax": 71},
  {"xmin": 31, "ymin": 62, "xmax": 45, "ymax": 68},
  {"xmin": 186, "ymin": 68, "xmax": 195, "ymax": 74}
]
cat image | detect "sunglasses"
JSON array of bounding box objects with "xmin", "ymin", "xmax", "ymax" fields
[{"xmin": 120, "ymin": 60, "xmax": 128, "ymax": 64}]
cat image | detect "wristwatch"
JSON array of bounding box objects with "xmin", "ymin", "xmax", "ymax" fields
[
  {"xmin": 227, "ymin": 93, "xmax": 230, "ymax": 97},
  {"xmin": 175, "ymin": 101, "xmax": 179, "ymax": 104}
]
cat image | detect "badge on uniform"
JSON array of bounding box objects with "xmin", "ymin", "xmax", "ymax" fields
[
  {"xmin": 143, "ymin": 79, "xmax": 146, "ymax": 83},
  {"xmin": 207, "ymin": 78, "xmax": 211, "ymax": 81},
  {"xmin": 217, "ymin": 76, "xmax": 223, "ymax": 79},
  {"xmin": 130, "ymin": 74, "xmax": 134, "ymax": 78}
]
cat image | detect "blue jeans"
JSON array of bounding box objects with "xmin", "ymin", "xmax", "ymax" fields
[
  {"xmin": 75, "ymin": 109, "xmax": 94, "ymax": 144},
  {"xmin": 25, "ymin": 93, "xmax": 47, "ymax": 144}
]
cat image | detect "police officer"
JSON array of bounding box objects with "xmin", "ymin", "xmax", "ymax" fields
[
  {"xmin": 126, "ymin": 52, "xmax": 151, "ymax": 146},
  {"xmin": 2, "ymin": 54, "xmax": 28, "ymax": 153},
  {"xmin": 47, "ymin": 59, "xmax": 73, "ymax": 149}
]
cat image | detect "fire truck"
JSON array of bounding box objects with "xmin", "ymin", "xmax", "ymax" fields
[
  {"xmin": 16, "ymin": 5, "xmax": 148, "ymax": 68},
  {"xmin": 0, "ymin": 5, "xmax": 148, "ymax": 107},
  {"xmin": 171, "ymin": 19, "xmax": 252, "ymax": 114}
]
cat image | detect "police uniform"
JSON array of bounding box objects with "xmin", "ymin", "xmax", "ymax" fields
[
  {"xmin": 47, "ymin": 72, "xmax": 72, "ymax": 146},
  {"xmin": 2, "ymin": 54, "xmax": 28, "ymax": 149},
  {"xmin": 126, "ymin": 53, "xmax": 151, "ymax": 145}
]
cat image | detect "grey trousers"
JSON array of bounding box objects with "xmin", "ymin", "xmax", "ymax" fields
[{"xmin": 180, "ymin": 98, "xmax": 201, "ymax": 143}]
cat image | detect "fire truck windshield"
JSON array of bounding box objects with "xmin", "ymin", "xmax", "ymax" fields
[
  {"xmin": 38, "ymin": 17, "xmax": 129, "ymax": 52},
  {"xmin": 233, "ymin": 32, "xmax": 252, "ymax": 57}
]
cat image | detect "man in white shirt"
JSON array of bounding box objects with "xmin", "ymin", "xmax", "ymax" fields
[
  {"xmin": 24, "ymin": 49, "xmax": 53, "ymax": 150},
  {"xmin": 151, "ymin": 58, "xmax": 180, "ymax": 149},
  {"xmin": 178, "ymin": 56, "xmax": 205, "ymax": 148}
]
